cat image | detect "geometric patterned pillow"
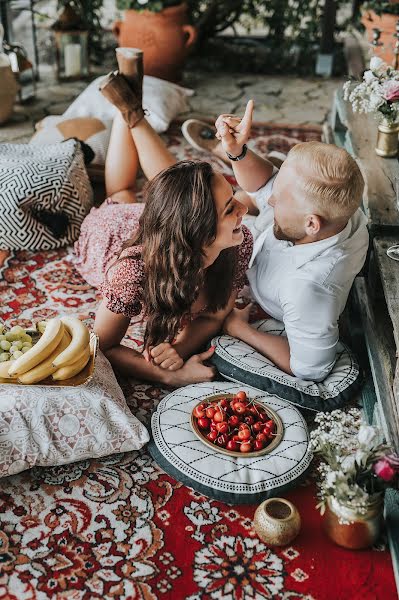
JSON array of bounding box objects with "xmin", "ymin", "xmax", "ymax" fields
[
  {"xmin": 0, "ymin": 139, "xmax": 93, "ymax": 251},
  {"xmin": 211, "ymin": 320, "xmax": 362, "ymax": 412},
  {"xmin": 148, "ymin": 381, "xmax": 312, "ymax": 504},
  {"xmin": 0, "ymin": 351, "xmax": 149, "ymax": 479}
]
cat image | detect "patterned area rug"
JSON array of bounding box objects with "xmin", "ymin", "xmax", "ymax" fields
[{"xmin": 0, "ymin": 123, "xmax": 396, "ymax": 600}]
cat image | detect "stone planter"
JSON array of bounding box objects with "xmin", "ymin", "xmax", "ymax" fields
[
  {"xmin": 0, "ymin": 65, "xmax": 19, "ymax": 125},
  {"xmin": 112, "ymin": 3, "xmax": 197, "ymax": 82}
]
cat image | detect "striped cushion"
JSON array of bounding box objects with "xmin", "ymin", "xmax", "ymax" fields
[
  {"xmin": 0, "ymin": 140, "xmax": 93, "ymax": 251},
  {"xmin": 211, "ymin": 320, "xmax": 362, "ymax": 412}
]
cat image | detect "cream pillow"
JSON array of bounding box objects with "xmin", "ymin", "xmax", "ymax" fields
[
  {"xmin": 62, "ymin": 74, "xmax": 193, "ymax": 133},
  {"xmin": 0, "ymin": 351, "xmax": 149, "ymax": 478},
  {"xmin": 31, "ymin": 116, "xmax": 112, "ymax": 166}
]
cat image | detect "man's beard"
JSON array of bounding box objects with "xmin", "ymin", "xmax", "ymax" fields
[{"xmin": 273, "ymin": 221, "xmax": 301, "ymax": 243}]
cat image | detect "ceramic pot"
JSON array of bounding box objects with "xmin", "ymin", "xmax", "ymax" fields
[
  {"xmin": 0, "ymin": 65, "xmax": 19, "ymax": 125},
  {"xmin": 322, "ymin": 496, "xmax": 383, "ymax": 550},
  {"xmin": 361, "ymin": 6, "xmax": 399, "ymax": 67},
  {"xmin": 253, "ymin": 498, "xmax": 301, "ymax": 546},
  {"xmin": 113, "ymin": 3, "xmax": 197, "ymax": 82},
  {"xmin": 375, "ymin": 118, "xmax": 399, "ymax": 157}
]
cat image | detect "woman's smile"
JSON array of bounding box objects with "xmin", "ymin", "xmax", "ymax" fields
[{"xmin": 233, "ymin": 217, "xmax": 243, "ymax": 236}]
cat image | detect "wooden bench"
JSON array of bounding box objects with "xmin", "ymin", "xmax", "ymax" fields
[{"xmin": 328, "ymin": 88, "xmax": 399, "ymax": 590}]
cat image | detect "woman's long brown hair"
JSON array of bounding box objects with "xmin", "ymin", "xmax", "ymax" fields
[{"xmin": 114, "ymin": 160, "xmax": 236, "ymax": 349}]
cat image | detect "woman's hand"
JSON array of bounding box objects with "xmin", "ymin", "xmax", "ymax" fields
[
  {"xmin": 215, "ymin": 99, "xmax": 254, "ymax": 158},
  {"xmin": 146, "ymin": 342, "xmax": 184, "ymax": 371},
  {"xmin": 167, "ymin": 347, "xmax": 217, "ymax": 386}
]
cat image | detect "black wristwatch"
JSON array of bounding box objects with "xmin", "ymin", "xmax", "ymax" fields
[{"xmin": 226, "ymin": 144, "xmax": 248, "ymax": 161}]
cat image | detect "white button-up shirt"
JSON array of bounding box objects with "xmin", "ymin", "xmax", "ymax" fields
[{"xmin": 246, "ymin": 174, "xmax": 369, "ymax": 381}]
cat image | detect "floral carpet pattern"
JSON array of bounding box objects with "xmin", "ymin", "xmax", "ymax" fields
[{"xmin": 0, "ymin": 123, "xmax": 396, "ymax": 599}]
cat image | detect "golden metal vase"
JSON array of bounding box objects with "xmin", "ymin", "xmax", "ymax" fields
[
  {"xmin": 253, "ymin": 498, "xmax": 301, "ymax": 546},
  {"xmin": 375, "ymin": 119, "xmax": 399, "ymax": 158}
]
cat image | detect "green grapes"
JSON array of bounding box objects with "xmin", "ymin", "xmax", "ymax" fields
[{"xmin": 0, "ymin": 326, "xmax": 35, "ymax": 363}]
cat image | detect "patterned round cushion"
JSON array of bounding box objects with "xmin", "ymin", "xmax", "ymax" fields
[
  {"xmin": 148, "ymin": 382, "xmax": 312, "ymax": 504},
  {"xmin": 211, "ymin": 320, "xmax": 362, "ymax": 412}
]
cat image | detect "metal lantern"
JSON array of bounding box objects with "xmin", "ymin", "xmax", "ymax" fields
[
  {"xmin": 3, "ymin": 41, "xmax": 36, "ymax": 102},
  {"xmin": 52, "ymin": 5, "xmax": 89, "ymax": 81}
]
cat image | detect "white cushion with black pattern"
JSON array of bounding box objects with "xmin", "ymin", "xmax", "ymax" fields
[
  {"xmin": 211, "ymin": 319, "xmax": 361, "ymax": 412},
  {"xmin": 0, "ymin": 139, "xmax": 92, "ymax": 251},
  {"xmin": 148, "ymin": 381, "xmax": 312, "ymax": 504}
]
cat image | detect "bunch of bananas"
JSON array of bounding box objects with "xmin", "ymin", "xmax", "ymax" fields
[{"xmin": 0, "ymin": 317, "xmax": 91, "ymax": 384}]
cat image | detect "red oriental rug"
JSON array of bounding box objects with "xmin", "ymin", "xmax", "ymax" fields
[{"xmin": 0, "ymin": 123, "xmax": 396, "ymax": 600}]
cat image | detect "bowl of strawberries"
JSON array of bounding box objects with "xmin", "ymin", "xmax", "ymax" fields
[{"xmin": 190, "ymin": 390, "xmax": 284, "ymax": 457}]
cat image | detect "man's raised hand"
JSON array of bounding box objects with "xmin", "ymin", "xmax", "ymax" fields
[{"xmin": 215, "ymin": 99, "xmax": 254, "ymax": 158}]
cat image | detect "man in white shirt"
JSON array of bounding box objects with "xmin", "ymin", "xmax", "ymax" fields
[{"xmin": 215, "ymin": 101, "xmax": 369, "ymax": 382}]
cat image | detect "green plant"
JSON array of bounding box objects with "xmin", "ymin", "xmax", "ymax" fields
[
  {"xmin": 188, "ymin": 0, "xmax": 347, "ymax": 50},
  {"xmin": 116, "ymin": 0, "xmax": 181, "ymax": 11},
  {"xmin": 363, "ymin": 1, "xmax": 399, "ymax": 15}
]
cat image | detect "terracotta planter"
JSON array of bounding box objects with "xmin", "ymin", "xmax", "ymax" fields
[
  {"xmin": 322, "ymin": 496, "xmax": 383, "ymax": 550},
  {"xmin": 113, "ymin": 3, "xmax": 197, "ymax": 82},
  {"xmin": 361, "ymin": 8, "xmax": 399, "ymax": 66},
  {"xmin": 0, "ymin": 65, "xmax": 19, "ymax": 125}
]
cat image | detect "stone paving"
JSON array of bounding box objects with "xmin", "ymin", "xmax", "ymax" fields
[{"xmin": 0, "ymin": 64, "xmax": 343, "ymax": 144}]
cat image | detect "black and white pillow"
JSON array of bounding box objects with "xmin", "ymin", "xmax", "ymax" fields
[
  {"xmin": 148, "ymin": 381, "xmax": 312, "ymax": 504},
  {"xmin": 211, "ymin": 320, "xmax": 362, "ymax": 412},
  {"xmin": 0, "ymin": 140, "xmax": 93, "ymax": 251}
]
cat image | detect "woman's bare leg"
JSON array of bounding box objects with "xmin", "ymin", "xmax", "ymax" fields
[
  {"xmin": 105, "ymin": 111, "xmax": 177, "ymax": 200},
  {"xmin": 129, "ymin": 118, "xmax": 177, "ymax": 181},
  {"xmin": 105, "ymin": 112, "xmax": 140, "ymax": 199}
]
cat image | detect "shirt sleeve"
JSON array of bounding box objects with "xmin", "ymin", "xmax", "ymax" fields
[
  {"xmin": 248, "ymin": 170, "xmax": 278, "ymax": 242},
  {"xmin": 247, "ymin": 168, "xmax": 278, "ymax": 215},
  {"xmin": 280, "ymin": 278, "xmax": 340, "ymax": 382},
  {"xmin": 232, "ymin": 225, "xmax": 254, "ymax": 291},
  {"xmin": 100, "ymin": 250, "xmax": 144, "ymax": 319}
]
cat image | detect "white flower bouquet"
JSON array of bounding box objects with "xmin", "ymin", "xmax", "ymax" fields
[
  {"xmin": 310, "ymin": 409, "xmax": 399, "ymax": 522},
  {"xmin": 343, "ymin": 56, "xmax": 399, "ymax": 124}
]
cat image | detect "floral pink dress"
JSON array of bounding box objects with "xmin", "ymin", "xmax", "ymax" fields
[{"xmin": 74, "ymin": 199, "xmax": 253, "ymax": 319}]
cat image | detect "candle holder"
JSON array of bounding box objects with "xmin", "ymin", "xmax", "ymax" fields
[{"xmin": 51, "ymin": 4, "xmax": 89, "ymax": 81}]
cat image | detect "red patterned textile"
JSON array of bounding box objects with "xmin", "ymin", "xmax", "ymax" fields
[{"xmin": 0, "ymin": 123, "xmax": 396, "ymax": 600}]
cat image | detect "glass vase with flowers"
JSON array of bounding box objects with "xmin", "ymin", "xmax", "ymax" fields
[
  {"xmin": 344, "ymin": 56, "xmax": 399, "ymax": 156},
  {"xmin": 310, "ymin": 408, "xmax": 399, "ymax": 549}
]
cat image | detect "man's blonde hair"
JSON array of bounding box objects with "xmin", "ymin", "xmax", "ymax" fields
[{"xmin": 285, "ymin": 141, "xmax": 364, "ymax": 221}]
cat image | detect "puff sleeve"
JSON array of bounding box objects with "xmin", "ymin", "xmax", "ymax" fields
[{"xmin": 100, "ymin": 246, "xmax": 145, "ymax": 318}]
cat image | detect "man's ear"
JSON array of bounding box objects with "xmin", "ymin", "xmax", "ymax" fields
[{"xmin": 304, "ymin": 214, "xmax": 322, "ymax": 237}]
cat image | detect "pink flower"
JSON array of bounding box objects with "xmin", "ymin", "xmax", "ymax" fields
[
  {"xmin": 382, "ymin": 80, "xmax": 399, "ymax": 102},
  {"xmin": 374, "ymin": 458, "xmax": 396, "ymax": 482}
]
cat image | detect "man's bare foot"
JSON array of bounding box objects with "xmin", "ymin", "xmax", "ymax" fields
[{"xmin": 164, "ymin": 349, "xmax": 216, "ymax": 387}]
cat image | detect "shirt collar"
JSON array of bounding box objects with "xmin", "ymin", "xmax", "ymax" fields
[
  {"xmin": 290, "ymin": 219, "xmax": 352, "ymax": 268},
  {"xmin": 248, "ymin": 218, "xmax": 352, "ymax": 270}
]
